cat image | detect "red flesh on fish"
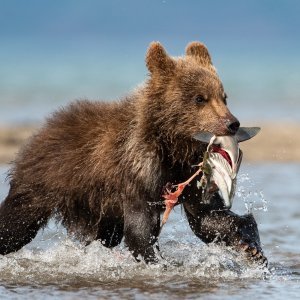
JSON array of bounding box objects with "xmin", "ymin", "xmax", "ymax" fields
[{"xmin": 211, "ymin": 145, "xmax": 232, "ymax": 167}]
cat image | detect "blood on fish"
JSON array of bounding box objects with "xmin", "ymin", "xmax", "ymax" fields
[{"xmin": 211, "ymin": 145, "xmax": 232, "ymax": 167}]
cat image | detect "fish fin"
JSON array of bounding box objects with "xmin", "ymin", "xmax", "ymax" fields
[
  {"xmin": 193, "ymin": 132, "xmax": 214, "ymax": 143},
  {"xmin": 236, "ymin": 127, "xmax": 261, "ymax": 142}
]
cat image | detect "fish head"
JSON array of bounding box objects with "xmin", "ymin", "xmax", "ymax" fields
[
  {"xmin": 194, "ymin": 127, "xmax": 260, "ymax": 208},
  {"xmin": 193, "ymin": 127, "xmax": 260, "ymax": 173}
]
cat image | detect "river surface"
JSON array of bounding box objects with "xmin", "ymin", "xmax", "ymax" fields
[{"xmin": 0, "ymin": 163, "xmax": 299, "ymax": 299}]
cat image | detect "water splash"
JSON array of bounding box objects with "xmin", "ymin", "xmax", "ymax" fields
[
  {"xmin": 236, "ymin": 173, "xmax": 268, "ymax": 213},
  {"xmin": 0, "ymin": 231, "xmax": 269, "ymax": 287}
]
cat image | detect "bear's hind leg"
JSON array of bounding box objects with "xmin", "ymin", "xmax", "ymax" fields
[{"xmin": 0, "ymin": 190, "xmax": 52, "ymax": 255}]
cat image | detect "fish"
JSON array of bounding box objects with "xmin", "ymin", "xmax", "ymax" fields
[
  {"xmin": 194, "ymin": 127, "xmax": 260, "ymax": 208},
  {"xmin": 161, "ymin": 127, "xmax": 260, "ymax": 230}
]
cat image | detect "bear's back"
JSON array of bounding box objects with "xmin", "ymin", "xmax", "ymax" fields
[{"xmin": 10, "ymin": 99, "xmax": 135, "ymax": 193}]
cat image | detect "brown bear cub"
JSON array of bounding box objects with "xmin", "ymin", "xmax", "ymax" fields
[{"xmin": 0, "ymin": 42, "xmax": 266, "ymax": 264}]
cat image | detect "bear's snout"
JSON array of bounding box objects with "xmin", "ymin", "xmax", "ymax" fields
[
  {"xmin": 208, "ymin": 114, "xmax": 240, "ymax": 136},
  {"xmin": 226, "ymin": 118, "xmax": 240, "ymax": 135}
]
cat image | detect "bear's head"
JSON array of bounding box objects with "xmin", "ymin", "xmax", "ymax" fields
[{"xmin": 141, "ymin": 41, "xmax": 240, "ymax": 162}]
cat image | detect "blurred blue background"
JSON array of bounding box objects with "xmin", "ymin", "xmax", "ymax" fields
[{"xmin": 0, "ymin": 0, "xmax": 299, "ymax": 125}]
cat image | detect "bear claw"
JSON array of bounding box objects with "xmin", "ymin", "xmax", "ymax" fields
[{"xmin": 238, "ymin": 241, "xmax": 268, "ymax": 266}]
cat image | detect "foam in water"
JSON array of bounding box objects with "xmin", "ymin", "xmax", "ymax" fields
[{"xmin": 0, "ymin": 218, "xmax": 269, "ymax": 286}]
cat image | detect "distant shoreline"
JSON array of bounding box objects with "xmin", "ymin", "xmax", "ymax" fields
[{"xmin": 1, "ymin": 123, "xmax": 300, "ymax": 165}]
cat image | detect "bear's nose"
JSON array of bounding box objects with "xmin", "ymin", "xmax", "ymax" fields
[{"xmin": 227, "ymin": 119, "xmax": 240, "ymax": 134}]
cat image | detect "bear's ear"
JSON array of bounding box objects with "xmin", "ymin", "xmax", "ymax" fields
[
  {"xmin": 185, "ymin": 41, "xmax": 212, "ymax": 67},
  {"xmin": 146, "ymin": 42, "xmax": 175, "ymax": 76}
]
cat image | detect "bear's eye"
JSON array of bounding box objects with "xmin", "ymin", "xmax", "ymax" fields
[{"xmin": 194, "ymin": 95, "xmax": 207, "ymax": 105}]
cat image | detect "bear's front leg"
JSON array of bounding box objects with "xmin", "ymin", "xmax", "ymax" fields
[
  {"xmin": 123, "ymin": 199, "xmax": 161, "ymax": 263},
  {"xmin": 184, "ymin": 202, "xmax": 267, "ymax": 264}
]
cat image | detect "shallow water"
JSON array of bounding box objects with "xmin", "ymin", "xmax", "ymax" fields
[{"xmin": 0, "ymin": 163, "xmax": 299, "ymax": 299}]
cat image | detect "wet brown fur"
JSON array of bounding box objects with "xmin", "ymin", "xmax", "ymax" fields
[{"xmin": 0, "ymin": 42, "xmax": 265, "ymax": 263}]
